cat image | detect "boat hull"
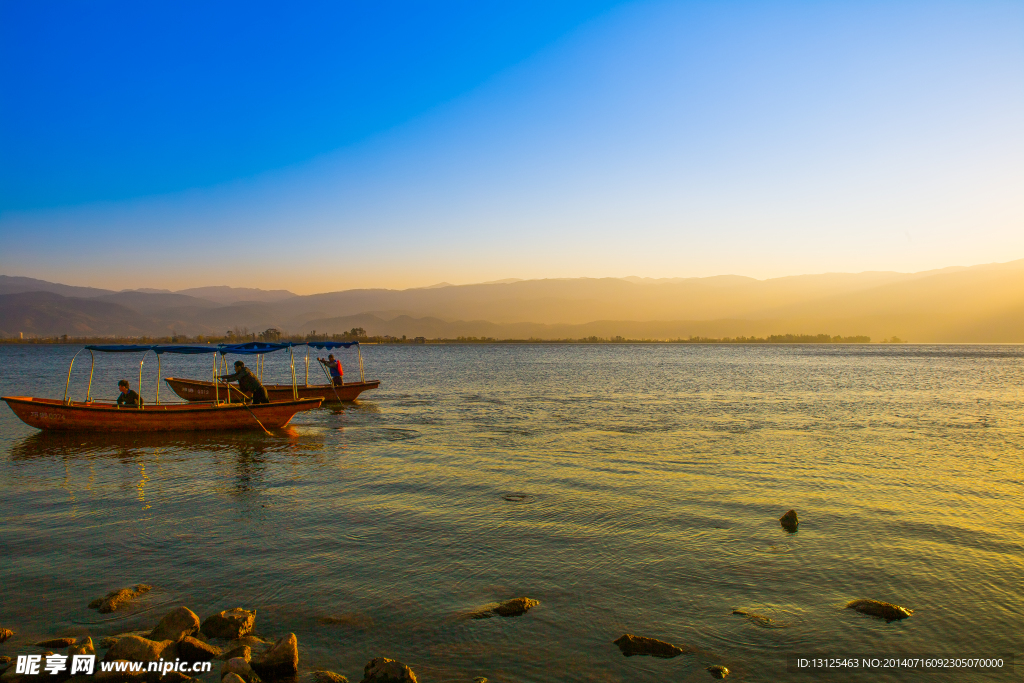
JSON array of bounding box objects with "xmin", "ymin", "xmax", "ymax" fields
[
  {"xmin": 163, "ymin": 377, "xmax": 380, "ymax": 403},
  {"xmin": 2, "ymin": 396, "xmax": 322, "ymax": 432}
]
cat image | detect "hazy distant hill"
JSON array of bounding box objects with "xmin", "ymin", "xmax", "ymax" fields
[{"xmin": 3, "ymin": 260, "xmax": 1024, "ymax": 341}]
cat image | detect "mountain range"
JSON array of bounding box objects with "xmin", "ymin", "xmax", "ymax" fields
[{"xmin": 3, "ymin": 259, "xmax": 1024, "ymax": 341}]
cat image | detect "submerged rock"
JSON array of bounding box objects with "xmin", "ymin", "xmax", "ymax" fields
[
  {"xmin": 470, "ymin": 597, "xmax": 540, "ymax": 619},
  {"xmin": 613, "ymin": 634, "xmax": 690, "ymax": 658},
  {"xmin": 846, "ymin": 599, "xmax": 913, "ymax": 622},
  {"xmin": 178, "ymin": 637, "xmax": 221, "ymax": 662},
  {"xmin": 315, "ymin": 614, "xmax": 374, "ymax": 630},
  {"xmin": 707, "ymin": 665, "xmax": 730, "ymax": 679},
  {"xmin": 779, "ymin": 510, "xmax": 799, "ymax": 532},
  {"xmin": 202, "ymin": 609, "xmax": 256, "ymax": 640},
  {"xmin": 36, "ymin": 638, "xmax": 75, "ymax": 648},
  {"xmin": 361, "ymin": 658, "xmax": 417, "ymax": 683},
  {"xmin": 104, "ymin": 635, "xmax": 174, "ymax": 662},
  {"xmin": 68, "ymin": 637, "xmax": 95, "ymax": 658},
  {"xmin": 250, "ymin": 634, "xmax": 298, "ymax": 679},
  {"xmin": 0, "ymin": 630, "xmax": 12, "ymax": 644},
  {"xmin": 150, "ymin": 607, "xmax": 201, "ymax": 642},
  {"xmin": 90, "ymin": 585, "xmax": 153, "ymax": 614},
  {"xmin": 731, "ymin": 610, "xmax": 775, "ymax": 628},
  {"xmin": 311, "ymin": 672, "xmax": 348, "ymax": 683}
]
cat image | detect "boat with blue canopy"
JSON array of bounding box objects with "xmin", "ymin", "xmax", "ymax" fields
[
  {"xmin": 1, "ymin": 343, "xmax": 322, "ymax": 432},
  {"xmin": 163, "ymin": 340, "xmax": 379, "ymax": 404}
]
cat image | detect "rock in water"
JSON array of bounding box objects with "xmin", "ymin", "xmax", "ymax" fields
[
  {"xmin": 178, "ymin": 637, "xmax": 221, "ymax": 662},
  {"xmin": 251, "ymin": 634, "xmax": 298, "ymax": 679},
  {"xmin": 104, "ymin": 635, "xmax": 174, "ymax": 662},
  {"xmin": 217, "ymin": 646, "xmax": 252, "ymax": 662},
  {"xmin": 36, "ymin": 638, "xmax": 76, "ymax": 648},
  {"xmin": 493, "ymin": 597, "xmax": 539, "ymax": 617},
  {"xmin": 222, "ymin": 674, "xmax": 248, "ymax": 683},
  {"xmin": 201, "ymin": 609, "xmax": 256, "ymax": 640},
  {"xmin": 779, "ymin": 510, "xmax": 799, "ymax": 532},
  {"xmin": 221, "ymin": 658, "xmax": 260, "ymax": 683},
  {"xmin": 0, "ymin": 630, "xmax": 12, "ymax": 644},
  {"xmin": 90, "ymin": 585, "xmax": 153, "ymax": 613},
  {"xmin": 361, "ymin": 657, "xmax": 418, "ymax": 683},
  {"xmin": 150, "ymin": 606, "xmax": 201, "ymax": 642},
  {"xmin": 68, "ymin": 637, "xmax": 95, "ymax": 657},
  {"xmin": 731, "ymin": 610, "xmax": 775, "ymax": 627},
  {"xmin": 470, "ymin": 597, "xmax": 540, "ymax": 619},
  {"xmin": 707, "ymin": 665, "xmax": 730, "ymax": 679},
  {"xmin": 312, "ymin": 672, "xmax": 348, "ymax": 683},
  {"xmin": 846, "ymin": 599, "xmax": 913, "ymax": 621},
  {"xmin": 613, "ymin": 634, "xmax": 690, "ymax": 658}
]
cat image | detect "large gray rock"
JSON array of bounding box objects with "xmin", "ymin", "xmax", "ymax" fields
[
  {"xmin": 361, "ymin": 658, "xmax": 417, "ymax": 683},
  {"xmin": 613, "ymin": 634, "xmax": 691, "ymax": 658},
  {"xmin": 846, "ymin": 599, "xmax": 913, "ymax": 622},
  {"xmin": 68, "ymin": 637, "xmax": 95, "ymax": 658},
  {"xmin": 150, "ymin": 607, "xmax": 201, "ymax": 642},
  {"xmin": 90, "ymin": 585, "xmax": 152, "ymax": 614},
  {"xmin": 201, "ymin": 610, "xmax": 255, "ymax": 640},
  {"xmin": 250, "ymin": 634, "xmax": 298, "ymax": 679},
  {"xmin": 177, "ymin": 637, "xmax": 221, "ymax": 662},
  {"xmin": 104, "ymin": 635, "xmax": 174, "ymax": 663}
]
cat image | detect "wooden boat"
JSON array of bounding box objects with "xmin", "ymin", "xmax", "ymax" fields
[
  {"xmin": 2, "ymin": 396, "xmax": 322, "ymax": 432},
  {"xmin": 164, "ymin": 376, "xmax": 380, "ymax": 403}
]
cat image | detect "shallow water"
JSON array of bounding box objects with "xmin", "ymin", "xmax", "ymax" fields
[{"xmin": 1, "ymin": 343, "xmax": 1022, "ymax": 682}]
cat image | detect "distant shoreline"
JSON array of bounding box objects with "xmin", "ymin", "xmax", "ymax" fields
[{"xmin": 0, "ymin": 334, "xmax": 898, "ymax": 346}]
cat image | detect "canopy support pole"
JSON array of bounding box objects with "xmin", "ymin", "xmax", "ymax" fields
[
  {"xmin": 63, "ymin": 348, "xmax": 84, "ymax": 405},
  {"xmin": 358, "ymin": 345, "xmax": 364, "ymax": 383},
  {"xmin": 138, "ymin": 356, "xmax": 145, "ymax": 409},
  {"xmin": 86, "ymin": 350, "xmax": 95, "ymax": 402},
  {"xmin": 213, "ymin": 353, "xmax": 219, "ymax": 406},
  {"xmin": 156, "ymin": 355, "xmax": 161, "ymax": 405},
  {"xmin": 304, "ymin": 347, "xmax": 309, "ymax": 386},
  {"xmin": 290, "ymin": 347, "xmax": 298, "ymax": 400}
]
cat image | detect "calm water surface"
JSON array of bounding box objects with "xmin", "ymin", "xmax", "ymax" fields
[{"xmin": 1, "ymin": 344, "xmax": 1022, "ymax": 682}]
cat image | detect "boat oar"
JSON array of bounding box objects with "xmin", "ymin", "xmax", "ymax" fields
[
  {"xmin": 317, "ymin": 358, "xmax": 345, "ymax": 404},
  {"xmin": 241, "ymin": 401, "xmax": 274, "ymax": 436},
  {"xmin": 220, "ymin": 380, "xmax": 274, "ymax": 436}
]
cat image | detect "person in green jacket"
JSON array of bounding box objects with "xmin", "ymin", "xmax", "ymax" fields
[{"xmin": 219, "ymin": 360, "xmax": 271, "ymax": 404}]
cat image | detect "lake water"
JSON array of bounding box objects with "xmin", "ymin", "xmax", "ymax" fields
[{"xmin": 0, "ymin": 343, "xmax": 1022, "ymax": 682}]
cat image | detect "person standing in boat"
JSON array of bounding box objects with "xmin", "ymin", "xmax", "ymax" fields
[
  {"xmin": 116, "ymin": 380, "xmax": 143, "ymax": 407},
  {"xmin": 219, "ymin": 360, "xmax": 271, "ymax": 404},
  {"xmin": 318, "ymin": 354, "xmax": 344, "ymax": 385}
]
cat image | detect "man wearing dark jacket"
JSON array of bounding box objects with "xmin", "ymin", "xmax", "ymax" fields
[
  {"xmin": 116, "ymin": 380, "xmax": 143, "ymax": 407},
  {"xmin": 219, "ymin": 360, "xmax": 271, "ymax": 404}
]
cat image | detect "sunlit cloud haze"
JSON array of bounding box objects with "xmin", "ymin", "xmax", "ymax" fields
[{"xmin": 1, "ymin": 1, "xmax": 1022, "ymax": 294}]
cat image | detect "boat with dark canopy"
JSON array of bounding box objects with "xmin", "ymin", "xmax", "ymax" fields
[
  {"xmin": 164, "ymin": 340, "xmax": 379, "ymax": 404},
  {"xmin": 2, "ymin": 343, "xmax": 322, "ymax": 432}
]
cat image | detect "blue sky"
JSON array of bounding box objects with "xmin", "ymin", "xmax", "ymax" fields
[{"xmin": 2, "ymin": 0, "xmax": 1022, "ymax": 293}]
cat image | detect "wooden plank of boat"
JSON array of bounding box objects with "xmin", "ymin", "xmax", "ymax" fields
[
  {"xmin": 1, "ymin": 396, "xmax": 322, "ymax": 432},
  {"xmin": 164, "ymin": 377, "xmax": 380, "ymax": 403}
]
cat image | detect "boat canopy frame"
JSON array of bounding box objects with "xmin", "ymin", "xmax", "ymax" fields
[{"xmin": 72, "ymin": 341, "xmax": 364, "ymax": 406}]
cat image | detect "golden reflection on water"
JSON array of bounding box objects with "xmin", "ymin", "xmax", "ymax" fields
[{"xmin": 1, "ymin": 344, "xmax": 1023, "ymax": 682}]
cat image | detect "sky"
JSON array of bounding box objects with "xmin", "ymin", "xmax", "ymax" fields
[{"xmin": 1, "ymin": 0, "xmax": 1022, "ymax": 294}]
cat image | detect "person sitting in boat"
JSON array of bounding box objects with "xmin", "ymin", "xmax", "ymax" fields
[
  {"xmin": 219, "ymin": 360, "xmax": 271, "ymax": 404},
  {"xmin": 116, "ymin": 380, "xmax": 143, "ymax": 408},
  {"xmin": 318, "ymin": 354, "xmax": 344, "ymax": 385}
]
